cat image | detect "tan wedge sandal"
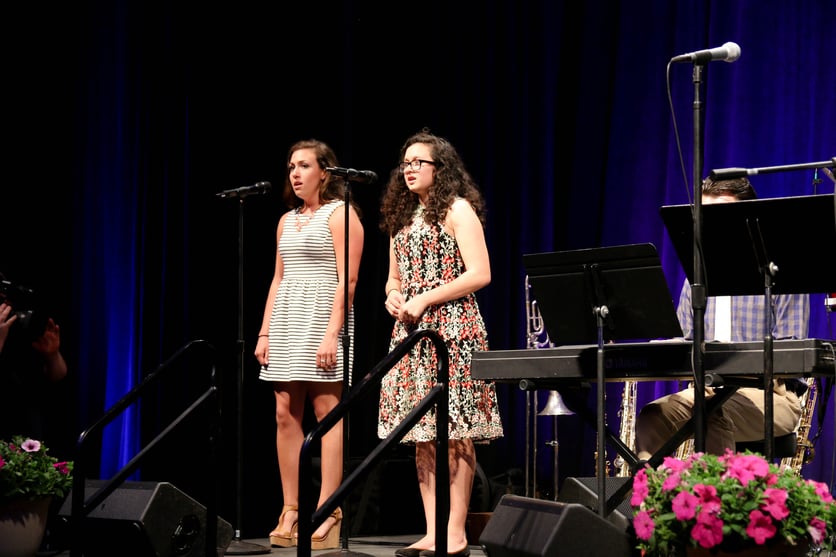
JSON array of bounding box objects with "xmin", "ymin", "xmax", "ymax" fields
[
  {"xmin": 311, "ymin": 507, "xmax": 342, "ymax": 550},
  {"xmin": 269, "ymin": 505, "xmax": 298, "ymax": 547}
]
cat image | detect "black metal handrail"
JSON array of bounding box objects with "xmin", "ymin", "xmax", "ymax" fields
[
  {"xmin": 297, "ymin": 328, "xmax": 450, "ymax": 557},
  {"xmin": 68, "ymin": 339, "xmax": 222, "ymax": 557}
]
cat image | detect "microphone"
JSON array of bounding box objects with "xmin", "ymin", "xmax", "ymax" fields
[
  {"xmin": 709, "ymin": 167, "xmax": 752, "ymax": 180},
  {"xmin": 215, "ymin": 181, "xmax": 272, "ymax": 199},
  {"xmin": 671, "ymin": 41, "xmax": 741, "ymax": 64},
  {"xmin": 326, "ymin": 166, "xmax": 378, "ymax": 184}
]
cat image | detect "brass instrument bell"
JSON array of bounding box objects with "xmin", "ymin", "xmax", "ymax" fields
[{"xmin": 538, "ymin": 390, "xmax": 575, "ymax": 416}]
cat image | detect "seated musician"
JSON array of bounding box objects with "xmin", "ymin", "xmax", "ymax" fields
[{"xmin": 634, "ymin": 176, "xmax": 810, "ymax": 459}]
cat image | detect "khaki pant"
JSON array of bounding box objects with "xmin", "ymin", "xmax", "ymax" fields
[{"xmin": 635, "ymin": 383, "xmax": 801, "ymax": 458}]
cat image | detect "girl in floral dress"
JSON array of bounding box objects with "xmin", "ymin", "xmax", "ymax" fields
[{"xmin": 378, "ymin": 130, "xmax": 503, "ymax": 557}]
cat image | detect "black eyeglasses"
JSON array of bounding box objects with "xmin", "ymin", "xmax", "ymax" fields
[{"xmin": 399, "ymin": 159, "xmax": 436, "ymax": 172}]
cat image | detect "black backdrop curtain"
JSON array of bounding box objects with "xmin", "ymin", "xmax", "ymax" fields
[{"xmin": 3, "ymin": 0, "xmax": 834, "ymax": 538}]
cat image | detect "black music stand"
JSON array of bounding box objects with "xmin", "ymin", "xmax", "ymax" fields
[
  {"xmin": 523, "ymin": 243, "xmax": 683, "ymax": 517},
  {"xmin": 660, "ymin": 193, "xmax": 836, "ymax": 458}
]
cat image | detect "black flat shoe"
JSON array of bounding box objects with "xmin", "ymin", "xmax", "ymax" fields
[
  {"xmin": 419, "ymin": 548, "xmax": 470, "ymax": 557},
  {"xmin": 395, "ymin": 548, "xmax": 423, "ymax": 557}
]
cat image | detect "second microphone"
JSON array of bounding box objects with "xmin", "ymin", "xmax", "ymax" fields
[{"xmin": 326, "ymin": 166, "xmax": 378, "ymax": 184}]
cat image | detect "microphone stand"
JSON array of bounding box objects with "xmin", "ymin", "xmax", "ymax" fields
[
  {"xmin": 321, "ymin": 178, "xmax": 372, "ymax": 557},
  {"xmin": 690, "ymin": 63, "xmax": 707, "ymax": 453},
  {"xmin": 709, "ymin": 157, "xmax": 836, "ymax": 459},
  {"xmin": 225, "ymin": 195, "xmax": 269, "ymax": 555}
]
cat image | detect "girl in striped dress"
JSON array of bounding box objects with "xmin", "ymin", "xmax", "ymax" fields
[{"xmin": 254, "ymin": 139, "xmax": 364, "ymax": 550}]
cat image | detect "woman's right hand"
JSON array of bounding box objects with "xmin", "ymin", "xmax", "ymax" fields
[
  {"xmin": 384, "ymin": 290, "xmax": 403, "ymax": 320},
  {"xmin": 254, "ymin": 335, "xmax": 269, "ymax": 367}
]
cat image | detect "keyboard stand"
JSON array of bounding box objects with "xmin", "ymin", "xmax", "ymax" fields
[{"xmin": 523, "ymin": 243, "xmax": 683, "ymax": 519}]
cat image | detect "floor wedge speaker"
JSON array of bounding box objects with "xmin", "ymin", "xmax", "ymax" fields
[
  {"xmin": 58, "ymin": 480, "xmax": 233, "ymax": 557},
  {"xmin": 557, "ymin": 476, "xmax": 634, "ymax": 533},
  {"xmin": 479, "ymin": 494, "xmax": 632, "ymax": 557}
]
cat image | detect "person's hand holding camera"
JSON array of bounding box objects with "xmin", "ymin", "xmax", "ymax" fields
[
  {"xmin": 31, "ymin": 317, "xmax": 61, "ymax": 355},
  {"xmin": 0, "ymin": 302, "xmax": 19, "ymax": 352},
  {"xmin": 31, "ymin": 317, "xmax": 67, "ymax": 382}
]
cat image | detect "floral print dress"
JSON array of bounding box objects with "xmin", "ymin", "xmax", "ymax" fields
[{"xmin": 377, "ymin": 205, "xmax": 504, "ymax": 443}]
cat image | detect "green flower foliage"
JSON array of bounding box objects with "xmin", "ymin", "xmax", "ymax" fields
[
  {"xmin": 0, "ymin": 436, "xmax": 73, "ymax": 501},
  {"xmin": 631, "ymin": 451, "xmax": 836, "ymax": 556}
]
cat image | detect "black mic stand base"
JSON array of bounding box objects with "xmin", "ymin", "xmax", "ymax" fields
[
  {"xmin": 225, "ymin": 538, "xmax": 271, "ymax": 555},
  {"xmin": 321, "ymin": 547, "xmax": 374, "ymax": 557}
]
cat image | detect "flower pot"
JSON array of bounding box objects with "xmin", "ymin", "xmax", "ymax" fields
[
  {"xmin": 685, "ymin": 540, "xmax": 809, "ymax": 557},
  {"xmin": 0, "ymin": 497, "xmax": 51, "ymax": 557}
]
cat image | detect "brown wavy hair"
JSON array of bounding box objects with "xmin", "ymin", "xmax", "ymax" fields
[
  {"xmin": 282, "ymin": 139, "xmax": 356, "ymax": 213},
  {"xmin": 379, "ymin": 129, "xmax": 485, "ymax": 236}
]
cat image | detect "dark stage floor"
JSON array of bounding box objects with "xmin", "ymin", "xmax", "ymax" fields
[
  {"xmin": 228, "ymin": 536, "xmax": 485, "ymax": 557},
  {"xmin": 39, "ymin": 535, "xmax": 487, "ymax": 557}
]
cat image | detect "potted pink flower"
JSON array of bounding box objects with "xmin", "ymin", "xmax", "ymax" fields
[
  {"xmin": 631, "ymin": 450, "xmax": 836, "ymax": 556},
  {"xmin": 0, "ymin": 436, "xmax": 73, "ymax": 502},
  {"xmin": 0, "ymin": 436, "xmax": 73, "ymax": 557}
]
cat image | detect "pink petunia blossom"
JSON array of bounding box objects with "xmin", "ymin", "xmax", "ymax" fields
[
  {"xmin": 723, "ymin": 453, "xmax": 770, "ymax": 487},
  {"xmin": 672, "ymin": 490, "xmax": 698, "ymax": 521},
  {"xmin": 662, "ymin": 455, "xmax": 690, "ymax": 473},
  {"xmin": 693, "ymin": 483, "xmax": 720, "ymax": 506},
  {"xmin": 761, "ymin": 487, "xmax": 790, "ymax": 520},
  {"xmin": 746, "ymin": 510, "xmax": 777, "ymax": 544},
  {"xmin": 631, "ymin": 469, "xmax": 649, "ymax": 506},
  {"xmin": 21, "ymin": 438, "xmax": 42, "ymax": 453},
  {"xmin": 809, "ymin": 517, "xmax": 827, "ymax": 545},
  {"xmin": 809, "ymin": 480, "xmax": 834, "ymax": 503},
  {"xmin": 662, "ymin": 472, "xmax": 681, "ymax": 492},
  {"xmin": 633, "ymin": 510, "xmax": 655, "ymax": 541},
  {"xmin": 691, "ymin": 509, "xmax": 724, "ymax": 548},
  {"xmin": 53, "ymin": 462, "xmax": 71, "ymax": 475}
]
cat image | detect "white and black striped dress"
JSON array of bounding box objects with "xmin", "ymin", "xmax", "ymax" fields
[{"xmin": 259, "ymin": 200, "xmax": 353, "ymax": 383}]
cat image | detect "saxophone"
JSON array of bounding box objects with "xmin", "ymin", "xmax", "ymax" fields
[
  {"xmin": 614, "ymin": 380, "xmax": 637, "ymax": 476},
  {"xmin": 783, "ymin": 378, "xmax": 817, "ymax": 472}
]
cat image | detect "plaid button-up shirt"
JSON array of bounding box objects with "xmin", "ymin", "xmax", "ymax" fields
[{"xmin": 676, "ymin": 281, "xmax": 810, "ymax": 342}]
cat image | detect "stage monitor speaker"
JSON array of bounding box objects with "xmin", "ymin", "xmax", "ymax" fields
[
  {"xmin": 557, "ymin": 476, "xmax": 634, "ymax": 533},
  {"xmin": 58, "ymin": 480, "xmax": 234, "ymax": 557},
  {"xmin": 479, "ymin": 494, "xmax": 633, "ymax": 557}
]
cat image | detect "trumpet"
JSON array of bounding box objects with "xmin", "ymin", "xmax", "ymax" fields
[
  {"xmin": 525, "ymin": 274, "xmax": 552, "ymax": 349},
  {"xmin": 525, "ymin": 275, "xmax": 566, "ymax": 498}
]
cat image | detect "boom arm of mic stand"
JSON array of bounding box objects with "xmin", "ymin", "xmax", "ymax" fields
[{"xmin": 710, "ymin": 158, "xmax": 836, "ymax": 180}]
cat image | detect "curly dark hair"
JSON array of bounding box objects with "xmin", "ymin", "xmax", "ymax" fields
[
  {"xmin": 379, "ymin": 129, "xmax": 485, "ymax": 236},
  {"xmin": 281, "ymin": 139, "xmax": 348, "ymax": 210}
]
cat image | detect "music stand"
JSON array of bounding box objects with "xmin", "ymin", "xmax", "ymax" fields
[
  {"xmin": 523, "ymin": 243, "xmax": 683, "ymax": 517},
  {"xmin": 660, "ymin": 193, "xmax": 836, "ymax": 457}
]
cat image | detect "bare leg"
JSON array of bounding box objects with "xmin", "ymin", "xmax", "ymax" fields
[
  {"xmin": 408, "ymin": 441, "xmax": 436, "ymax": 551},
  {"xmin": 273, "ymin": 382, "xmax": 307, "ymax": 534},
  {"xmin": 448, "ymin": 439, "xmax": 475, "ymax": 553},
  {"xmin": 309, "ymin": 382, "xmax": 344, "ymax": 541},
  {"xmin": 409, "ymin": 440, "xmax": 474, "ymax": 553}
]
